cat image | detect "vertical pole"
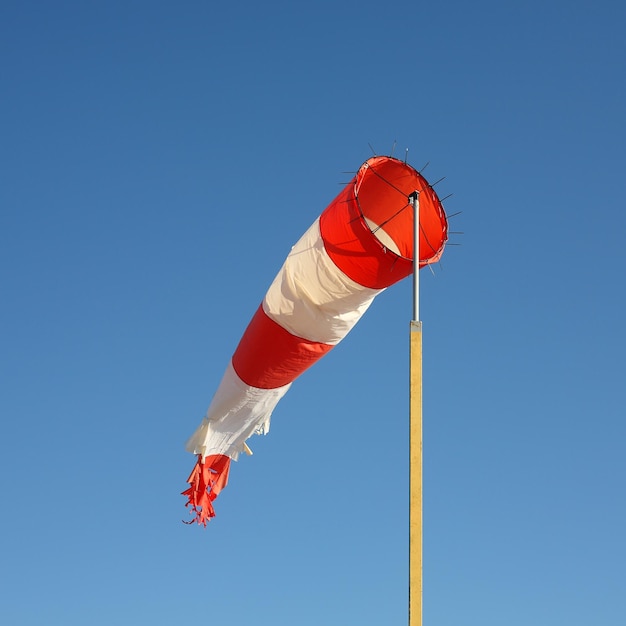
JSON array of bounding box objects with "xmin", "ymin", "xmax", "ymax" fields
[{"xmin": 409, "ymin": 191, "xmax": 422, "ymax": 626}]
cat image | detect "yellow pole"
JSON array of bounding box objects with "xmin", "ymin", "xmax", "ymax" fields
[{"xmin": 409, "ymin": 320, "xmax": 423, "ymax": 626}]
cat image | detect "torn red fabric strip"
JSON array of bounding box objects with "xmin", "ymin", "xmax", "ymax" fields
[{"xmin": 182, "ymin": 454, "xmax": 231, "ymax": 526}]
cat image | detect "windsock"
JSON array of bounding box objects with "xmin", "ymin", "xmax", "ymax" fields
[{"xmin": 183, "ymin": 155, "xmax": 448, "ymax": 525}]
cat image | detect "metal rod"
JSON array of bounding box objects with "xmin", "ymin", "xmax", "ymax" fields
[{"xmin": 409, "ymin": 191, "xmax": 420, "ymax": 322}]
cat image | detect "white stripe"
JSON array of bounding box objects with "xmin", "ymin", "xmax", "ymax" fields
[
  {"xmin": 263, "ymin": 218, "xmax": 384, "ymax": 345},
  {"xmin": 186, "ymin": 361, "xmax": 291, "ymax": 460}
]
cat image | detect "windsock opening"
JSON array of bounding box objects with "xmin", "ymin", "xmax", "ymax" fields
[
  {"xmin": 355, "ymin": 156, "xmax": 448, "ymax": 265},
  {"xmin": 320, "ymin": 156, "xmax": 448, "ymax": 290}
]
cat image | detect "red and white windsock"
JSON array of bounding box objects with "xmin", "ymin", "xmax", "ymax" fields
[{"xmin": 183, "ymin": 155, "xmax": 448, "ymax": 525}]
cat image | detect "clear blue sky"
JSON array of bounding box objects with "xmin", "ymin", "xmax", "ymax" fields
[{"xmin": 1, "ymin": 1, "xmax": 625, "ymax": 624}]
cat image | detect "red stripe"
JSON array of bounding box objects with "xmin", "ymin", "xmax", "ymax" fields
[
  {"xmin": 232, "ymin": 306, "xmax": 333, "ymax": 389},
  {"xmin": 319, "ymin": 184, "xmax": 413, "ymax": 289}
]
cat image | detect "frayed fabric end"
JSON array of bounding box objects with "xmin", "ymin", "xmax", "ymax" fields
[{"xmin": 182, "ymin": 454, "xmax": 231, "ymax": 526}]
